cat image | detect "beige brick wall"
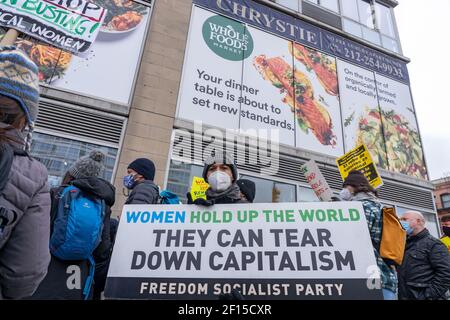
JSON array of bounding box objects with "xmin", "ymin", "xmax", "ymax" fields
[{"xmin": 112, "ymin": 0, "xmax": 192, "ymax": 217}]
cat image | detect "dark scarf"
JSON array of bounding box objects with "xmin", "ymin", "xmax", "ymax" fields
[{"xmin": 206, "ymin": 183, "xmax": 241, "ymax": 203}]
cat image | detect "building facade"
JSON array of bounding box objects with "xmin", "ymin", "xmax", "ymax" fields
[
  {"xmin": 432, "ymin": 176, "xmax": 450, "ymax": 229},
  {"xmin": 1, "ymin": 0, "xmax": 441, "ymax": 237}
]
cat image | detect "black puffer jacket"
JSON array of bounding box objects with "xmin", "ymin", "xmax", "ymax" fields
[
  {"xmin": 398, "ymin": 229, "xmax": 450, "ymax": 300},
  {"xmin": 30, "ymin": 177, "xmax": 115, "ymax": 300},
  {"xmin": 125, "ymin": 180, "xmax": 159, "ymax": 205}
]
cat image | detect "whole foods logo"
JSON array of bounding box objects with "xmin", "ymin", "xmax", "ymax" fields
[{"xmin": 202, "ymin": 15, "xmax": 253, "ymax": 61}]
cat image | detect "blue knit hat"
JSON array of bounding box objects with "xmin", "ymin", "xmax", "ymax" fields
[{"xmin": 0, "ymin": 46, "xmax": 40, "ymax": 125}]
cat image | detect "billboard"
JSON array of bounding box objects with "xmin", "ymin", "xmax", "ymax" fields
[
  {"xmin": 176, "ymin": 2, "xmax": 427, "ymax": 180},
  {"xmin": 0, "ymin": 0, "xmax": 153, "ymax": 105},
  {"xmin": 0, "ymin": 0, "xmax": 106, "ymax": 54},
  {"xmin": 105, "ymin": 202, "xmax": 383, "ymax": 300}
]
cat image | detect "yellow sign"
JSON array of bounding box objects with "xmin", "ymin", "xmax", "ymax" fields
[
  {"xmin": 190, "ymin": 176, "xmax": 209, "ymax": 201},
  {"xmin": 336, "ymin": 144, "xmax": 383, "ymax": 189}
]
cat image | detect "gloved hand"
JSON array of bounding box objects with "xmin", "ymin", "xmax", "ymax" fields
[
  {"xmin": 219, "ymin": 289, "xmax": 245, "ymax": 300},
  {"xmin": 193, "ymin": 198, "xmax": 215, "ymax": 207},
  {"xmin": 186, "ymin": 192, "xmax": 215, "ymax": 206}
]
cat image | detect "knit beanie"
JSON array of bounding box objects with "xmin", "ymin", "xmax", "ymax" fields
[
  {"xmin": 237, "ymin": 179, "xmax": 256, "ymax": 203},
  {"xmin": 128, "ymin": 158, "xmax": 156, "ymax": 181},
  {"xmin": 68, "ymin": 150, "xmax": 105, "ymax": 179},
  {"xmin": 0, "ymin": 46, "xmax": 40, "ymax": 125},
  {"xmin": 343, "ymin": 170, "xmax": 370, "ymax": 188},
  {"xmin": 202, "ymin": 152, "xmax": 238, "ymax": 182}
]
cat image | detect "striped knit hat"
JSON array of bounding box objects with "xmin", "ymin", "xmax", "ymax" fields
[
  {"xmin": 68, "ymin": 150, "xmax": 106, "ymax": 179},
  {"xmin": 0, "ymin": 46, "xmax": 40, "ymax": 125}
]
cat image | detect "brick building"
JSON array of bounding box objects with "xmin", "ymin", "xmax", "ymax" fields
[{"xmin": 432, "ymin": 176, "xmax": 450, "ymax": 231}]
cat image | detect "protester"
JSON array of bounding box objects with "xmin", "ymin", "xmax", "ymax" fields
[
  {"xmin": 440, "ymin": 215, "xmax": 450, "ymax": 252},
  {"xmin": 187, "ymin": 152, "xmax": 246, "ymax": 205},
  {"xmin": 397, "ymin": 211, "xmax": 450, "ymax": 300},
  {"xmin": 124, "ymin": 158, "xmax": 159, "ymax": 205},
  {"xmin": 236, "ymin": 179, "xmax": 256, "ymax": 203},
  {"xmin": 0, "ymin": 47, "xmax": 51, "ymax": 299},
  {"xmin": 31, "ymin": 150, "xmax": 115, "ymax": 300},
  {"xmin": 93, "ymin": 217, "xmax": 119, "ymax": 300},
  {"xmin": 340, "ymin": 170, "xmax": 398, "ymax": 300}
]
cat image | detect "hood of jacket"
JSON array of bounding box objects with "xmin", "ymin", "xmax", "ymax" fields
[{"xmin": 71, "ymin": 177, "xmax": 116, "ymax": 207}]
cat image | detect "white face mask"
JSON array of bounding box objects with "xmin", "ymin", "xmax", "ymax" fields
[
  {"xmin": 208, "ymin": 171, "xmax": 232, "ymax": 192},
  {"xmin": 339, "ymin": 188, "xmax": 353, "ymax": 201}
]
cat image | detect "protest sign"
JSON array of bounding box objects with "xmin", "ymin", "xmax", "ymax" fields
[
  {"xmin": 300, "ymin": 160, "xmax": 333, "ymax": 201},
  {"xmin": 0, "ymin": 0, "xmax": 106, "ymax": 54},
  {"xmin": 105, "ymin": 202, "xmax": 382, "ymax": 300},
  {"xmin": 336, "ymin": 144, "xmax": 384, "ymax": 189},
  {"xmin": 190, "ymin": 176, "xmax": 209, "ymax": 201}
]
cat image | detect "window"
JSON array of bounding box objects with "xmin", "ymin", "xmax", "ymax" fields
[
  {"xmin": 381, "ymin": 35, "xmax": 399, "ymax": 53},
  {"xmin": 375, "ymin": 2, "xmax": 395, "ymax": 38},
  {"xmin": 274, "ymin": 0, "xmax": 300, "ymax": 11},
  {"xmin": 166, "ymin": 161, "xmax": 204, "ymax": 203},
  {"xmin": 358, "ymin": 0, "xmax": 374, "ymax": 29},
  {"xmin": 240, "ymin": 175, "xmax": 297, "ymax": 203},
  {"xmin": 31, "ymin": 132, "xmax": 118, "ymax": 188},
  {"xmin": 441, "ymin": 194, "xmax": 450, "ymax": 209},
  {"xmin": 306, "ymin": 0, "xmax": 339, "ymax": 13},
  {"xmin": 341, "ymin": 1, "xmax": 400, "ymax": 53},
  {"xmin": 298, "ymin": 186, "xmax": 320, "ymax": 202},
  {"xmin": 362, "ymin": 26, "xmax": 381, "ymax": 45},
  {"xmin": 343, "ymin": 18, "xmax": 363, "ymax": 38},
  {"xmin": 342, "ymin": 0, "xmax": 359, "ymax": 21},
  {"xmin": 270, "ymin": 0, "xmax": 400, "ymax": 53}
]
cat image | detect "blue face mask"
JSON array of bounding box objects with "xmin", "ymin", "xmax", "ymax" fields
[
  {"xmin": 123, "ymin": 174, "xmax": 136, "ymax": 190},
  {"xmin": 401, "ymin": 221, "xmax": 414, "ymax": 235}
]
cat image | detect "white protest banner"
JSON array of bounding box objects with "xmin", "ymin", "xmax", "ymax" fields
[
  {"xmin": 300, "ymin": 160, "xmax": 333, "ymax": 202},
  {"xmin": 105, "ymin": 202, "xmax": 382, "ymax": 300},
  {"xmin": 0, "ymin": 0, "xmax": 106, "ymax": 54}
]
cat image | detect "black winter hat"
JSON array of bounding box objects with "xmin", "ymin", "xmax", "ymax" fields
[
  {"xmin": 343, "ymin": 170, "xmax": 370, "ymax": 188},
  {"xmin": 202, "ymin": 152, "xmax": 238, "ymax": 182},
  {"xmin": 237, "ymin": 179, "xmax": 256, "ymax": 203},
  {"xmin": 128, "ymin": 158, "xmax": 156, "ymax": 181}
]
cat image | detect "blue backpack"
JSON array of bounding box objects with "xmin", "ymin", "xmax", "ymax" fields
[
  {"xmin": 50, "ymin": 185, "xmax": 106, "ymax": 299},
  {"xmin": 159, "ymin": 190, "xmax": 181, "ymax": 204}
]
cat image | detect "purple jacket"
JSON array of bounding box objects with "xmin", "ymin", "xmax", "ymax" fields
[{"xmin": 0, "ymin": 153, "xmax": 51, "ymax": 299}]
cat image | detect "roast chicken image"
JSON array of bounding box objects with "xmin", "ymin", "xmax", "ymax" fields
[
  {"xmin": 289, "ymin": 43, "xmax": 339, "ymax": 97},
  {"xmin": 254, "ymin": 54, "xmax": 337, "ymax": 146}
]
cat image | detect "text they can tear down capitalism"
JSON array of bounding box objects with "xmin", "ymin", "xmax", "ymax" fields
[{"xmin": 127, "ymin": 208, "xmax": 362, "ymax": 273}]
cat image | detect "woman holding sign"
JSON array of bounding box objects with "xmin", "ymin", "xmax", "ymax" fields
[
  {"xmin": 187, "ymin": 152, "xmax": 248, "ymax": 205},
  {"xmin": 340, "ymin": 170, "xmax": 398, "ymax": 300}
]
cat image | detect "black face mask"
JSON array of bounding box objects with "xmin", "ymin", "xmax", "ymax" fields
[{"xmin": 443, "ymin": 226, "xmax": 450, "ymax": 237}]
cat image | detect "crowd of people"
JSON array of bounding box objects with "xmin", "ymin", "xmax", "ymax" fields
[{"xmin": 1, "ymin": 46, "xmax": 450, "ymax": 301}]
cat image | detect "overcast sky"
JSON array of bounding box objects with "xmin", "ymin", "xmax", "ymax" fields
[{"xmin": 394, "ymin": 0, "xmax": 450, "ymax": 181}]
